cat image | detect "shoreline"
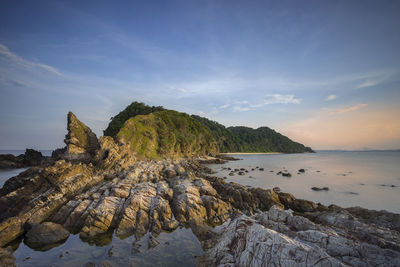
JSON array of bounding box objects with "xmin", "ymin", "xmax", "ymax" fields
[{"xmin": 220, "ymin": 152, "xmax": 283, "ymax": 155}]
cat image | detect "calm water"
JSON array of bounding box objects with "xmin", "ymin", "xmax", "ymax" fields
[
  {"xmin": 14, "ymin": 227, "xmax": 202, "ymax": 267},
  {"xmin": 207, "ymin": 151, "xmax": 400, "ymax": 213}
]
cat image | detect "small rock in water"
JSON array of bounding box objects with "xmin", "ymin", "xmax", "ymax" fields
[
  {"xmin": 360, "ymin": 183, "xmax": 365, "ymax": 185},
  {"xmin": 282, "ymin": 172, "xmax": 292, "ymax": 177},
  {"xmin": 391, "ymin": 185, "xmax": 396, "ymax": 187},
  {"xmin": 298, "ymin": 169, "xmax": 305, "ymax": 173},
  {"xmin": 251, "ymin": 168, "xmax": 255, "ymax": 171},
  {"xmin": 240, "ymin": 168, "xmax": 245, "ymax": 171},
  {"xmin": 229, "ymin": 172, "xmax": 234, "ymax": 176},
  {"xmin": 276, "ymin": 171, "xmax": 282, "ymax": 175},
  {"xmin": 238, "ymin": 171, "xmax": 245, "ymax": 176},
  {"xmin": 311, "ymin": 187, "xmax": 329, "ymax": 191},
  {"xmin": 259, "ymin": 168, "xmax": 264, "ymax": 171},
  {"xmin": 270, "ymin": 170, "xmax": 274, "ymax": 172},
  {"xmin": 346, "ymin": 191, "xmax": 359, "ymax": 195}
]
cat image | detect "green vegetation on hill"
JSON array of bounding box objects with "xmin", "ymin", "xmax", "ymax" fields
[
  {"xmin": 105, "ymin": 101, "xmax": 313, "ymax": 156},
  {"xmin": 228, "ymin": 126, "xmax": 314, "ymax": 153},
  {"xmin": 116, "ymin": 110, "xmax": 218, "ymax": 159},
  {"xmin": 104, "ymin": 102, "xmax": 164, "ymax": 137},
  {"xmin": 191, "ymin": 115, "xmax": 241, "ymax": 153}
]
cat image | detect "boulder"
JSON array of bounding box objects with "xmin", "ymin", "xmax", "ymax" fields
[{"xmin": 24, "ymin": 222, "xmax": 70, "ymax": 250}]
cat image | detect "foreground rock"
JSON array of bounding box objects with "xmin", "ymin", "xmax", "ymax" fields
[
  {"xmin": 24, "ymin": 222, "xmax": 69, "ymax": 251},
  {"xmin": 200, "ymin": 205, "xmax": 400, "ymax": 266}
]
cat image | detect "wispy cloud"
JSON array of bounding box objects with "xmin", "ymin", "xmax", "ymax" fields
[
  {"xmin": 357, "ymin": 80, "xmax": 379, "ymax": 89},
  {"xmin": 325, "ymin": 94, "xmax": 337, "ymax": 101},
  {"xmin": 230, "ymin": 94, "xmax": 301, "ymax": 112},
  {"xmin": 330, "ymin": 103, "xmax": 367, "ymax": 115},
  {"xmin": 263, "ymin": 94, "xmax": 301, "ymax": 104},
  {"xmin": 0, "ymin": 43, "xmax": 62, "ymax": 76}
]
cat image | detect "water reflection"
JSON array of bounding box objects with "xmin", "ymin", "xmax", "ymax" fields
[{"xmin": 14, "ymin": 227, "xmax": 203, "ymax": 266}]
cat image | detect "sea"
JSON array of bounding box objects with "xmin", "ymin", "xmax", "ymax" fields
[
  {"xmin": 1, "ymin": 150, "xmax": 399, "ymax": 265},
  {"xmin": 207, "ymin": 151, "xmax": 400, "ymax": 213}
]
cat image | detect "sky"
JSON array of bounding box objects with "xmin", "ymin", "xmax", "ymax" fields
[{"xmin": 0, "ymin": 0, "xmax": 400, "ymax": 150}]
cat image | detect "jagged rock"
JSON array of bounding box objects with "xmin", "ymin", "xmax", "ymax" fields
[
  {"xmin": 0, "ymin": 246, "xmax": 15, "ymax": 267},
  {"xmin": 94, "ymin": 136, "xmax": 136, "ymax": 172},
  {"xmin": 24, "ymin": 222, "xmax": 69, "ymax": 250},
  {"xmin": 0, "ymin": 160, "xmax": 99, "ymax": 246},
  {"xmin": 51, "ymin": 147, "xmax": 66, "ymax": 160},
  {"xmin": 200, "ymin": 206, "xmax": 400, "ymax": 266},
  {"xmin": 0, "ymin": 149, "xmax": 47, "ymax": 169},
  {"xmin": 64, "ymin": 112, "xmax": 99, "ymax": 161}
]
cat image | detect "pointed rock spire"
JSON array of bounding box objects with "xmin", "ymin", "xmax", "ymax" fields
[{"xmin": 64, "ymin": 112, "xmax": 99, "ymax": 161}]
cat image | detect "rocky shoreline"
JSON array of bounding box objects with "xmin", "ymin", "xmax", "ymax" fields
[{"xmin": 0, "ymin": 113, "xmax": 399, "ymax": 266}]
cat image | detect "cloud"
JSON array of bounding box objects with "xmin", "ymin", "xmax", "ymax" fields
[
  {"xmin": 325, "ymin": 94, "xmax": 337, "ymax": 101},
  {"xmin": 263, "ymin": 94, "xmax": 301, "ymax": 104},
  {"xmin": 330, "ymin": 104, "xmax": 367, "ymax": 115},
  {"xmin": 219, "ymin": 104, "xmax": 230, "ymax": 109},
  {"xmin": 0, "ymin": 43, "xmax": 62, "ymax": 76},
  {"xmin": 357, "ymin": 80, "xmax": 378, "ymax": 89}
]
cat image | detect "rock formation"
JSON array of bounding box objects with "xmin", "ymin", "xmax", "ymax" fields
[
  {"xmin": 200, "ymin": 205, "xmax": 400, "ymax": 266},
  {"xmin": 64, "ymin": 112, "xmax": 99, "ymax": 161},
  {"xmin": 0, "ymin": 149, "xmax": 48, "ymax": 169}
]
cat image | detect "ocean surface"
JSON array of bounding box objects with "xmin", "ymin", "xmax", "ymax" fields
[{"xmin": 207, "ymin": 151, "xmax": 400, "ymax": 213}]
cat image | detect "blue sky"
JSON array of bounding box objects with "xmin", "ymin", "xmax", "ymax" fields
[{"xmin": 1, "ymin": 0, "xmax": 399, "ymax": 150}]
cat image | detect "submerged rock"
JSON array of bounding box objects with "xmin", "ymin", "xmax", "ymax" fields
[
  {"xmin": 312, "ymin": 186, "xmax": 329, "ymax": 191},
  {"xmin": 24, "ymin": 222, "xmax": 69, "ymax": 251}
]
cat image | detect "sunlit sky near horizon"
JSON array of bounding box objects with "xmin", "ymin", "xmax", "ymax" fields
[{"xmin": 1, "ymin": 0, "xmax": 400, "ymax": 150}]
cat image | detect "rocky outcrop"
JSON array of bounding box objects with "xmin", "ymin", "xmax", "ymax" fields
[
  {"xmin": 64, "ymin": 112, "xmax": 99, "ymax": 161},
  {"xmin": 0, "ymin": 160, "xmax": 99, "ymax": 246},
  {"xmin": 0, "ymin": 149, "xmax": 48, "ymax": 169},
  {"xmin": 200, "ymin": 205, "xmax": 400, "ymax": 266},
  {"xmin": 24, "ymin": 222, "xmax": 70, "ymax": 251}
]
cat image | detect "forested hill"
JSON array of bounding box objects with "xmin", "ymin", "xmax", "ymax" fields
[
  {"xmin": 191, "ymin": 116, "xmax": 313, "ymax": 153},
  {"xmin": 104, "ymin": 102, "xmax": 313, "ymax": 153}
]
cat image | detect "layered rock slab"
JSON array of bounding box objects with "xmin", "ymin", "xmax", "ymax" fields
[{"xmin": 200, "ymin": 206, "xmax": 400, "ymax": 267}]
